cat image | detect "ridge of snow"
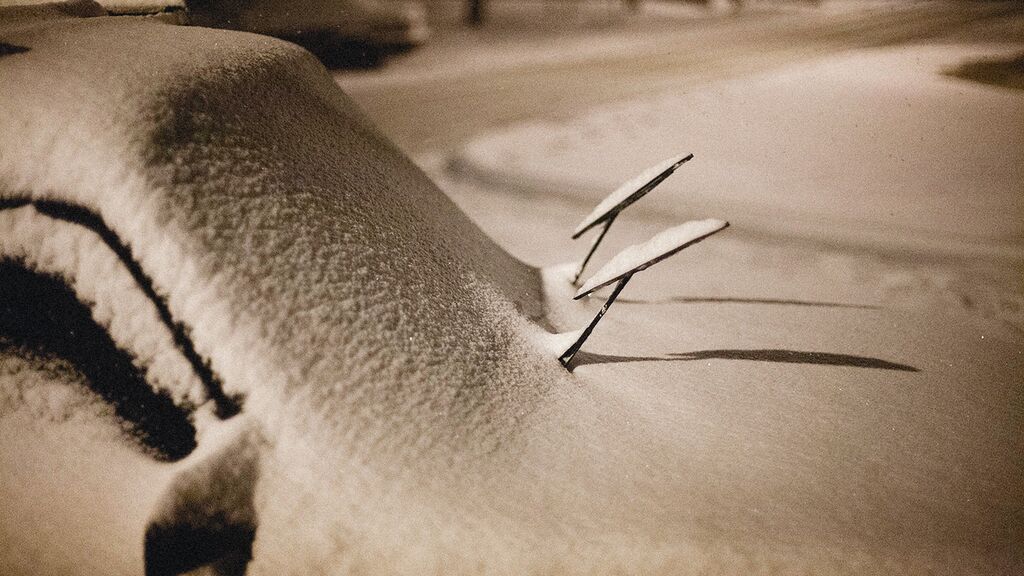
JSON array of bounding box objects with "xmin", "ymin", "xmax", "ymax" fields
[
  {"xmin": 0, "ymin": 205, "xmax": 209, "ymax": 410},
  {"xmin": 536, "ymin": 327, "xmax": 586, "ymax": 358}
]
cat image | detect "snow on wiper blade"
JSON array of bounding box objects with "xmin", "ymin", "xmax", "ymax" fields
[
  {"xmin": 103, "ymin": 1, "xmax": 186, "ymax": 16},
  {"xmin": 574, "ymin": 218, "xmax": 728, "ymax": 299},
  {"xmin": 571, "ymin": 153, "xmax": 693, "ymax": 240}
]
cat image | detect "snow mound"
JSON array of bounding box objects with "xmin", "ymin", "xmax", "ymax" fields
[
  {"xmin": 576, "ymin": 218, "xmax": 728, "ymax": 298},
  {"xmin": 1, "ymin": 10, "xmax": 548, "ymax": 374},
  {"xmin": 536, "ymin": 326, "xmax": 585, "ymax": 358}
]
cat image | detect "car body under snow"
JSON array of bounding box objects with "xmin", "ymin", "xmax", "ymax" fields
[{"xmin": 1, "ymin": 3, "xmax": 1021, "ymax": 576}]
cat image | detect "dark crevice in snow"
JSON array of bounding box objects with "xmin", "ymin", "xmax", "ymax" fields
[
  {"xmin": 0, "ymin": 42, "xmax": 29, "ymax": 57},
  {"xmin": 0, "ymin": 259, "xmax": 197, "ymax": 461},
  {"xmin": 144, "ymin": 418, "xmax": 259, "ymax": 576},
  {"xmin": 0, "ymin": 198, "xmax": 242, "ymax": 419},
  {"xmin": 32, "ymin": 200, "xmax": 242, "ymax": 418},
  {"xmin": 145, "ymin": 521, "xmax": 254, "ymax": 576}
]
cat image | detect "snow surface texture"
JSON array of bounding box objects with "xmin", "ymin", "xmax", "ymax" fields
[
  {"xmin": 0, "ymin": 348, "xmax": 166, "ymax": 576},
  {"xmin": 576, "ymin": 218, "xmax": 728, "ymax": 298},
  {"xmin": 0, "ymin": 0, "xmax": 103, "ymax": 18},
  {"xmin": 93, "ymin": 0, "xmax": 183, "ymax": 13}
]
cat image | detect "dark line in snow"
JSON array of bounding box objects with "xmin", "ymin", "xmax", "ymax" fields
[
  {"xmin": 0, "ymin": 261, "xmax": 198, "ymax": 460},
  {"xmin": 570, "ymin": 348, "xmax": 919, "ymax": 372},
  {"xmin": 0, "ymin": 198, "xmax": 242, "ymax": 418}
]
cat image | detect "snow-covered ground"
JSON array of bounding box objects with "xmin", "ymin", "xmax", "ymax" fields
[
  {"xmin": 420, "ymin": 17, "xmax": 1024, "ymax": 574},
  {"xmin": 449, "ymin": 44, "xmax": 1024, "ymax": 260}
]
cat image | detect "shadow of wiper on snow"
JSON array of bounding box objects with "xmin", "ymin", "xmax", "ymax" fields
[
  {"xmin": 944, "ymin": 51, "xmax": 1024, "ymax": 91},
  {"xmin": 616, "ymin": 296, "xmax": 879, "ymax": 309},
  {"xmin": 0, "ymin": 42, "xmax": 29, "ymax": 57},
  {"xmin": 569, "ymin": 348, "xmax": 918, "ymax": 372}
]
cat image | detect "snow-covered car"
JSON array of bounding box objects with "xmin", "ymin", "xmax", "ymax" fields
[
  {"xmin": 1, "ymin": 5, "xmax": 550, "ymax": 575},
  {"xmin": 2, "ymin": 3, "xmax": 1021, "ymax": 576}
]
